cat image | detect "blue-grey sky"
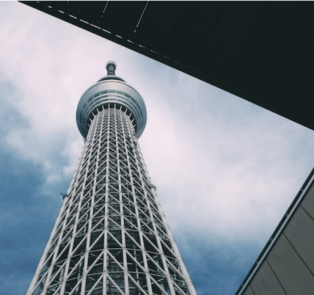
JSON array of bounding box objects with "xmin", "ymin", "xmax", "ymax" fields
[{"xmin": 1, "ymin": 3, "xmax": 314, "ymax": 295}]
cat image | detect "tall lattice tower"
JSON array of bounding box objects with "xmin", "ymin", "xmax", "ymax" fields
[{"xmin": 27, "ymin": 61, "xmax": 197, "ymax": 295}]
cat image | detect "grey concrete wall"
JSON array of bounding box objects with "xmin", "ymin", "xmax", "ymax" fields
[{"xmin": 240, "ymin": 178, "xmax": 314, "ymax": 295}]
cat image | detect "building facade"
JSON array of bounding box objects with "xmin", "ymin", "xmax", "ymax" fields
[{"xmin": 27, "ymin": 62, "xmax": 196, "ymax": 295}]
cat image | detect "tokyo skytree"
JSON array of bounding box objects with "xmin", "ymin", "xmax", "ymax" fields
[{"xmin": 27, "ymin": 61, "xmax": 197, "ymax": 295}]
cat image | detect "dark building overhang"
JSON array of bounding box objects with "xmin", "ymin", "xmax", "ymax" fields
[{"xmin": 21, "ymin": 1, "xmax": 314, "ymax": 131}]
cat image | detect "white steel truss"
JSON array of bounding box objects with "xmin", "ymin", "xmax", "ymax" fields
[{"xmin": 27, "ymin": 105, "xmax": 196, "ymax": 295}]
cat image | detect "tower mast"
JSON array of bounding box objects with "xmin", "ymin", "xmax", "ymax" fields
[{"xmin": 27, "ymin": 62, "xmax": 197, "ymax": 295}]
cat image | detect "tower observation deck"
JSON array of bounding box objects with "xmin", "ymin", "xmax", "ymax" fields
[{"xmin": 27, "ymin": 62, "xmax": 197, "ymax": 295}]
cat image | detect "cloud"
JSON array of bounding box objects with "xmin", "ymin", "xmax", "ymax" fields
[
  {"xmin": 2, "ymin": 0, "xmax": 314, "ymax": 249},
  {"xmin": 139, "ymin": 69, "xmax": 314, "ymax": 246}
]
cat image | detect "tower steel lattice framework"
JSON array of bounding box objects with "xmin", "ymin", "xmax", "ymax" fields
[{"xmin": 27, "ymin": 62, "xmax": 197, "ymax": 295}]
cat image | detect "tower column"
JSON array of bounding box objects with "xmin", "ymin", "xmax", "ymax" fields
[{"xmin": 27, "ymin": 62, "xmax": 197, "ymax": 295}]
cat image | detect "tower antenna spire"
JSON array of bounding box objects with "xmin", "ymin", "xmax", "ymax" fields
[{"xmin": 106, "ymin": 60, "xmax": 117, "ymax": 75}]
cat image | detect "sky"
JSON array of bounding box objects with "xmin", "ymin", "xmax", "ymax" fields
[{"xmin": 1, "ymin": 2, "xmax": 314, "ymax": 295}]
